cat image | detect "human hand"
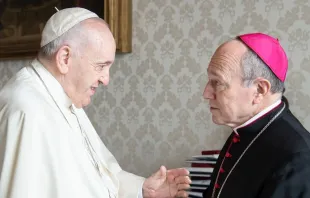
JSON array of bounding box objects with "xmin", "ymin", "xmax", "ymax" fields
[{"xmin": 142, "ymin": 166, "xmax": 191, "ymax": 198}]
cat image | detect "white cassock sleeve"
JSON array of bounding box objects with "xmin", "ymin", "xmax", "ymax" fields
[
  {"xmin": 117, "ymin": 170, "xmax": 145, "ymax": 198},
  {"xmin": 138, "ymin": 188, "xmax": 143, "ymax": 198}
]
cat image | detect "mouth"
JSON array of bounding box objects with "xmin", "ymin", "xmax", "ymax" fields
[{"xmin": 210, "ymin": 106, "xmax": 218, "ymax": 111}]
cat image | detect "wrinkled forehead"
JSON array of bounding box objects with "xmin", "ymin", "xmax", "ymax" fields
[
  {"xmin": 207, "ymin": 51, "xmax": 242, "ymax": 78},
  {"xmin": 207, "ymin": 41, "xmax": 248, "ymax": 78},
  {"xmin": 87, "ymin": 28, "xmax": 116, "ymax": 62}
]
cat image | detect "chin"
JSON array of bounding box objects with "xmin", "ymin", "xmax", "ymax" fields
[
  {"xmin": 81, "ymin": 98, "xmax": 91, "ymax": 107},
  {"xmin": 74, "ymin": 100, "xmax": 90, "ymax": 108},
  {"xmin": 212, "ymin": 116, "xmax": 224, "ymax": 125},
  {"xmin": 74, "ymin": 103, "xmax": 83, "ymax": 108}
]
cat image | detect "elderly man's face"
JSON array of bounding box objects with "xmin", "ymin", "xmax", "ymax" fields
[
  {"xmin": 66, "ymin": 20, "xmax": 116, "ymax": 108},
  {"xmin": 203, "ymin": 41, "xmax": 256, "ymax": 128}
]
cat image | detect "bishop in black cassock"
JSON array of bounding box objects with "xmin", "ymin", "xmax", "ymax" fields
[
  {"xmin": 202, "ymin": 32, "xmax": 310, "ymax": 198},
  {"xmin": 203, "ymin": 97, "xmax": 310, "ymax": 198}
]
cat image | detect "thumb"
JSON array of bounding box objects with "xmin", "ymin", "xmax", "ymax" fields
[{"xmin": 153, "ymin": 165, "xmax": 167, "ymax": 180}]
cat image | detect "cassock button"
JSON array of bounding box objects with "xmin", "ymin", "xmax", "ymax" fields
[
  {"xmin": 233, "ymin": 136, "xmax": 240, "ymax": 143},
  {"xmin": 215, "ymin": 183, "xmax": 220, "ymax": 189},
  {"xmin": 220, "ymin": 167, "xmax": 225, "ymax": 173},
  {"xmin": 225, "ymin": 152, "xmax": 232, "ymax": 158}
]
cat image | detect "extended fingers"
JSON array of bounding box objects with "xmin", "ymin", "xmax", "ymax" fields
[
  {"xmin": 175, "ymin": 190, "xmax": 188, "ymax": 198},
  {"xmin": 175, "ymin": 175, "xmax": 191, "ymax": 184},
  {"xmin": 167, "ymin": 168, "xmax": 190, "ymax": 177},
  {"xmin": 178, "ymin": 183, "xmax": 190, "ymax": 190}
]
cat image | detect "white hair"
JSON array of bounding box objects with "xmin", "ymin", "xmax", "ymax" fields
[
  {"xmin": 39, "ymin": 18, "xmax": 109, "ymax": 59},
  {"xmin": 38, "ymin": 22, "xmax": 85, "ymax": 58}
]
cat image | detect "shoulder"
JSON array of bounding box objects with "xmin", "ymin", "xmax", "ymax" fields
[
  {"xmin": 0, "ymin": 66, "xmax": 51, "ymax": 117},
  {"xmin": 269, "ymin": 109, "xmax": 310, "ymax": 151}
]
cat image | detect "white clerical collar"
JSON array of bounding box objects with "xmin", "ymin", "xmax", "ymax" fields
[
  {"xmin": 233, "ymin": 99, "xmax": 282, "ymax": 134},
  {"xmin": 31, "ymin": 59, "xmax": 72, "ymax": 109}
]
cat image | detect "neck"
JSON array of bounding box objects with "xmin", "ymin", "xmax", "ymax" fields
[
  {"xmin": 232, "ymin": 94, "xmax": 282, "ymax": 129},
  {"xmin": 37, "ymin": 56, "xmax": 71, "ymax": 97},
  {"xmin": 37, "ymin": 56, "xmax": 64, "ymax": 85},
  {"xmin": 254, "ymin": 94, "xmax": 282, "ymax": 115}
]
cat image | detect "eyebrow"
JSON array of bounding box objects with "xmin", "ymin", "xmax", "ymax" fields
[
  {"xmin": 96, "ymin": 61, "xmax": 112, "ymax": 65},
  {"xmin": 207, "ymin": 69, "xmax": 224, "ymax": 79}
]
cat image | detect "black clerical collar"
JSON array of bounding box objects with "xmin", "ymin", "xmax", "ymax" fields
[{"xmin": 233, "ymin": 100, "xmax": 285, "ymax": 137}]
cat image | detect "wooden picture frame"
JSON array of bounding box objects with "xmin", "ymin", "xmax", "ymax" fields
[
  {"xmin": 0, "ymin": 0, "xmax": 132, "ymax": 60},
  {"xmin": 105, "ymin": 0, "xmax": 132, "ymax": 53}
]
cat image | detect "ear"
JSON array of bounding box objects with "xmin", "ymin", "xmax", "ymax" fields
[
  {"xmin": 253, "ymin": 78, "xmax": 271, "ymax": 104},
  {"xmin": 55, "ymin": 46, "xmax": 71, "ymax": 74}
]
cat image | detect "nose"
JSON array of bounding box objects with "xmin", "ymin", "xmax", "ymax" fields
[
  {"xmin": 203, "ymin": 82, "xmax": 215, "ymax": 100},
  {"xmin": 99, "ymin": 75, "xmax": 110, "ymax": 86},
  {"xmin": 99, "ymin": 67, "xmax": 110, "ymax": 86}
]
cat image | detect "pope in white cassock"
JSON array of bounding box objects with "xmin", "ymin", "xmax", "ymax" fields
[{"xmin": 0, "ymin": 7, "xmax": 191, "ymax": 198}]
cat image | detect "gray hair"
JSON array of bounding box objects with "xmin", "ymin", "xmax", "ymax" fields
[
  {"xmin": 38, "ymin": 18, "xmax": 109, "ymax": 59},
  {"xmin": 38, "ymin": 22, "xmax": 85, "ymax": 58},
  {"xmin": 241, "ymin": 49, "xmax": 285, "ymax": 94}
]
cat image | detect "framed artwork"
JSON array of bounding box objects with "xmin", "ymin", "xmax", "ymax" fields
[{"xmin": 0, "ymin": 0, "xmax": 132, "ymax": 60}]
